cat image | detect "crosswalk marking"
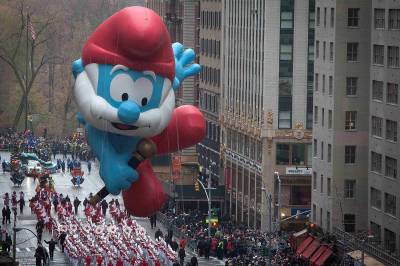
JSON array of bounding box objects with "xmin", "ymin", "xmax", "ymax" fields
[
  {"xmin": 56, "ymin": 246, "xmax": 61, "ymax": 251},
  {"xmin": 16, "ymin": 248, "xmax": 20, "ymax": 252},
  {"xmin": 25, "ymin": 247, "xmax": 30, "ymax": 252}
]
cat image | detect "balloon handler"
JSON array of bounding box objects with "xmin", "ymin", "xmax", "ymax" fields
[{"xmin": 72, "ymin": 6, "xmax": 205, "ymax": 217}]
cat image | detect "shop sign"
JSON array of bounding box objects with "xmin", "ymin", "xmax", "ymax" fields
[{"xmin": 285, "ymin": 167, "xmax": 312, "ymax": 175}]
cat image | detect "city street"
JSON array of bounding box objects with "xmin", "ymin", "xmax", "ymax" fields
[{"xmin": 0, "ymin": 151, "xmax": 223, "ymax": 265}]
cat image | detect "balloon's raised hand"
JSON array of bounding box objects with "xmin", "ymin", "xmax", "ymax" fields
[{"xmin": 172, "ymin": 42, "xmax": 201, "ymax": 90}]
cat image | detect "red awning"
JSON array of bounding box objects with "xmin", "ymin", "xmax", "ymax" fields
[
  {"xmin": 296, "ymin": 236, "xmax": 314, "ymax": 256},
  {"xmin": 301, "ymin": 239, "xmax": 320, "ymax": 259},
  {"xmin": 315, "ymin": 248, "xmax": 333, "ymax": 266},
  {"xmin": 310, "ymin": 245, "xmax": 328, "ymax": 265}
]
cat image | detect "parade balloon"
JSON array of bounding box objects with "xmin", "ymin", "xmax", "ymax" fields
[{"xmin": 72, "ymin": 6, "xmax": 205, "ymax": 217}]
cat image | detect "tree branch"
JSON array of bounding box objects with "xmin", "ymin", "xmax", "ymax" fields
[
  {"xmin": 0, "ymin": 53, "xmax": 26, "ymax": 92},
  {"xmin": 11, "ymin": 4, "xmax": 26, "ymax": 61}
]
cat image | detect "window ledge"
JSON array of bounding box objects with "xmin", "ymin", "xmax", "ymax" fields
[
  {"xmin": 386, "ymin": 102, "xmax": 398, "ymax": 107},
  {"xmin": 388, "ymin": 28, "xmax": 400, "ymax": 31},
  {"xmin": 372, "ymin": 63, "xmax": 385, "ymax": 67},
  {"xmin": 344, "ymin": 163, "xmax": 357, "ymax": 166},
  {"xmin": 372, "ymin": 135, "xmax": 384, "ymax": 140},
  {"xmin": 370, "ymin": 170, "xmax": 383, "ymax": 175},
  {"xmin": 346, "ymin": 95, "xmax": 358, "ymax": 98},
  {"xmin": 347, "ymin": 26, "xmax": 360, "ymax": 29},
  {"xmin": 372, "ymin": 99, "xmax": 383, "ymax": 103},
  {"xmin": 347, "ymin": 61, "xmax": 359, "ymax": 64},
  {"xmin": 388, "ymin": 66, "xmax": 400, "ymax": 69},
  {"xmin": 383, "ymin": 175, "xmax": 397, "ymax": 181},
  {"xmin": 374, "ymin": 27, "xmax": 385, "ymax": 30},
  {"xmin": 344, "ymin": 129, "xmax": 358, "ymax": 132},
  {"xmin": 386, "ymin": 139, "xmax": 397, "ymax": 144},
  {"xmin": 383, "ymin": 213, "xmax": 398, "ymax": 219},
  {"xmin": 371, "ymin": 206, "xmax": 381, "ymax": 212}
]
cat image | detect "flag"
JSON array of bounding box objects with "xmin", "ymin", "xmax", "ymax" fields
[{"xmin": 27, "ymin": 14, "xmax": 36, "ymax": 40}]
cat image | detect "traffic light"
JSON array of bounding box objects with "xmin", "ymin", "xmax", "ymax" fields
[{"xmin": 194, "ymin": 181, "xmax": 200, "ymax": 191}]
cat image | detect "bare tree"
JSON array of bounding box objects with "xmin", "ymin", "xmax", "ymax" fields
[{"xmin": 0, "ymin": 1, "xmax": 58, "ymax": 130}]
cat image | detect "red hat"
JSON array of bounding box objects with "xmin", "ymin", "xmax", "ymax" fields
[{"xmin": 82, "ymin": 6, "xmax": 175, "ymax": 81}]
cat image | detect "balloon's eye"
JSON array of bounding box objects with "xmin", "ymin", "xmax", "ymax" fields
[
  {"xmin": 141, "ymin": 97, "xmax": 148, "ymax": 106},
  {"xmin": 121, "ymin": 93, "xmax": 128, "ymax": 101}
]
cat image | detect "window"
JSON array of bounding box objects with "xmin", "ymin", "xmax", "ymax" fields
[
  {"xmin": 314, "ymin": 106, "xmax": 318, "ymax": 124},
  {"xmin": 326, "ymin": 211, "xmax": 331, "ymax": 232},
  {"xmin": 281, "ymin": 11, "xmax": 293, "ymax": 29},
  {"xmin": 386, "ymin": 120, "xmax": 398, "ymax": 142},
  {"xmin": 344, "ymin": 214, "xmax": 355, "ymax": 232},
  {"xmin": 324, "ymin": 8, "xmax": 327, "ymax": 27},
  {"xmin": 348, "ymin": 8, "xmax": 359, "ymax": 27},
  {"xmin": 322, "ymin": 75, "xmax": 326, "ymax": 93},
  {"xmin": 385, "ymin": 156, "xmax": 397, "ymax": 178},
  {"xmin": 292, "ymin": 144, "xmax": 307, "ymax": 165},
  {"xmin": 320, "ymin": 141, "xmax": 324, "ymax": 160},
  {"xmin": 345, "ymin": 146, "xmax": 356, "ymax": 164},
  {"xmin": 387, "ymin": 83, "xmax": 398, "ymax": 104},
  {"xmin": 330, "ymin": 8, "xmax": 334, "ymax": 28},
  {"xmin": 371, "ymin": 151, "xmax": 382, "ymax": 173},
  {"xmin": 345, "ymin": 111, "xmax": 357, "ymax": 130},
  {"xmin": 370, "ymin": 222, "xmax": 381, "ymax": 242},
  {"xmin": 372, "ymin": 80, "xmax": 384, "ymax": 101},
  {"xmin": 373, "ymin": 45, "xmax": 384, "ymax": 65},
  {"xmin": 384, "ymin": 229, "xmax": 396, "ymax": 253},
  {"xmin": 312, "ymin": 204, "xmax": 316, "ymax": 222},
  {"xmin": 389, "ymin": 9, "xmax": 400, "ymax": 30},
  {"xmin": 276, "ymin": 144, "xmax": 290, "ymax": 165},
  {"xmin": 344, "ymin": 180, "xmax": 356, "ymax": 198},
  {"xmin": 280, "ymin": 44, "xmax": 293, "ymax": 60},
  {"xmin": 320, "ymin": 175, "xmax": 324, "ymax": 193},
  {"xmin": 315, "ymin": 73, "xmax": 319, "ymax": 91},
  {"xmin": 321, "ymin": 108, "xmax": 325, "ymax": 127},
  {"xmin": 319, "ymin": 208, "xmax": 323, "ymax": 227},
  {"xmin": 372, "ymin": 116, "xmax": 383, "ymax": 137},
  {"xmin": 374, "ymin": 9, "xmax": 385, "ymax": 29},
  {"xmin": 329, "ymin": 76, "xmax": 333, "ymax": 95},
  {"xmin": 316, "ymin": 7, "xmax": 320, "ymax": 26},
  {"xmin": 328, "ymin": 110, "xmax": 332, "ymax": 129},
  {"xmin": 388, "ymin": 46, "xmax": 399, "ymax": 68},
  {"xmin": 327, "ymin": 178, "xmax": 331, "ymax": 196},
  {"xmin": 347, "ymin": 43, "xmax": 358, "ymax": 62},
  {"xmin": 384, "ymin": 193, "xmax": 396, "ymax": 216},
  {"xmin": 323, "ymin": 41, "xmax": 326, "ymax": 61},
  {"xmin": 329, "ymin": 42, "xmax": 334, "ymax": 62},
  {"xmin": 316, "ymin": 41, "xmax": 319, "ymax": 59},
  {"xmin": 371, "ymin": 187, "xmax": 382, "ymax": 209},
  {"xmin": 346, "ymin": 77, "xmax": 358, "ymax": 96},
  {"xmin": 313, "ymin": 172, "xmax": 317, "ymax": 190},
  {"xmin": 313, "ymin": 139, "xmax": 317, "ymax": 157},
  {"xmin": 328, "ymin": 144, "xmax": 332, "ymax": 163}
]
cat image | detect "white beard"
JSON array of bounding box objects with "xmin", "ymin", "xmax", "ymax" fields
[{"xmin": 73, "ymin": 64, "xmax": 175, "ymax": 137}]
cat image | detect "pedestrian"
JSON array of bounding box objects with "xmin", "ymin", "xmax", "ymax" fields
[
  {"xmin": 178, "ymin": 245, "xmax": 186, "ymax": 266},
  {"xmin": 2, "ymin": 160, "xmax": 6, "ymax": 174},
  {"xmin": 44, "ymin": 238, "xmax": 57, "ymax": 260},
  {"xmin": 2, "ymin": 207, "xmax": 6, "ymax": 225},
  {"xmin": 87, "ymin": 161, "xmax": 92, "ymax": 175},
  {"xmin": 171, "ymin": 239, "xmax": 178, "ymax": 252},
  {"xmin": 101, "ymin": 199, "xmax": 108, "ymax": 217},
  {"xmin": 5, "ymin": 206, "xmax": 11, "ymax": 224},
  {"xmin": 73, "ymin": 197, "xmax": 81, "ymax": 215},
  {"xmin": 59, "ymin": 231, "xmax": 67, "ymax": 252},
  {"xmin": 12, "ymin": 208, "xmax": 17, "ymax": 225},
  {"xmin": 5, "ymin": 233, "xmax": 12, "ymax": 252},
  {"xmin": 36, "ymin": 220, "xmax": 44, "ymax": 242},
  {"xmin": 190, "ymin": 256, "xmax": 198, "ymax": 266},
  {"xmin": 83, "ymin": 197, "xmax": 88, "ymax": 208},
  {"xmin": 115, "ymin": 199, "xmax": 120, "ymax": 209},
  {"xmin": 34, "ymin": 245, "xmax": 44, "ymax": 266},
  {"xmin": 155, "ymin": 228, "xmax": 163, "ymax": 240}
]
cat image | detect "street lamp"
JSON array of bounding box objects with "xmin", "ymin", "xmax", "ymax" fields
[
  {"xmin": 274, "ymin": 171, "xmax": 281, "ymax": 232},
  {"xmin": 12, "ymin": 226, "xmax": 39, "ymax": 263},
  {"xmin": 197, "ymin": 161, "xmax": 216, "ymax": 237}
]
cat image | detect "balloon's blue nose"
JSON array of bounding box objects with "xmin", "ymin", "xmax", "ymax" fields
[{"xmin": 118, "ymin": 101, "xmax": 140, "ymax": 124}]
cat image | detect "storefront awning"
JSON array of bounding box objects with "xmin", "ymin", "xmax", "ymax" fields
[
  {"xmin": 301, "ymin": 239, "xmax": 320, "ymax": 259},
  {"xmin": 296, "ymin": 236, "xmax": 314, "ymax": 256},
  {"xmin": 309, "ymin": 245, "xmax": 328, "ymax": 265},
  {"xmin": 315, "ymin": 248, "xmax": 333, "ymax": 266}
]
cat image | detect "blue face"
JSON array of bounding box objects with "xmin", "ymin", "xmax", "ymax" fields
[{"xmin": 96, "ymin": 64, "xmax": 166, "ymax": 125}]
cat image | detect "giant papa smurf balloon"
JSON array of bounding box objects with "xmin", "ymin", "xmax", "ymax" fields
[{"xmin": 72, "ymin": 7, "xmax": 205, "ymax": 217}]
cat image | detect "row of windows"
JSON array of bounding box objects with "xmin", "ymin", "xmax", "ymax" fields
[
  {"xmin": 374, "ymin": 8, "xmax": 400, "ymax": 30},
  {"xmin": 315, "ymin": 40, "xmax": 334, "ymax": 62},
  {"xmin": 276, "ymin": 143, "xmax": 312, "ymax": 166},
  {"xmin": 314, "ymin": 107, "xmax": 358, "ymax": 132},
  {"xmin": 225, "ymin": 129, "xmax": 262, "ymax": 163},
  {"xmin": 370, "ymin": 187, "xmax": 397, "ymax": 218},
  {"xmin": 200, "ymin": 38, "xmax": 221, "ymax": 58},
  {"xmin": 199, "ymin": 90, "xmax": 219, "ymax": 114},
  {"xmin": 371, "ymin": 151, "xmax": 398, "ymax": 179},
  {"xmin": 371, "ymin": 116, "xmax": 398, "ymax": 142},
  {"xmin": 316, "ymin": 6, "xmax": 334, "ymax": 28},
  {"xmin": 206, "ymin": 120, "xmax": 220, "ymax": 143},
  {"xmin": 313, "ymin": 141, "xmax": 356, "ymax": 164},
  {"xmin": 200, "ymin": 11, "xmax": 221, "ymax": 30},
  {"xmin": 314, "ymin": 73, "xmax": 334, "ymax": 95},
  {"xmin": 313, "ymin": 172, "xmax": 355, "ymax": 199},
  {"xmin": 200, "ymin": 66, "xmax": 220, "ymax": 87},
  {"xmin": 369, "ymin": 221, "xmax": 398, "ymax": 253},
  {"xmin": 372, "ymin": 80, "xmax": 399, "ymax": 104},
  {"xmin": 312, "ymin": 205, "xmax": 355, "ymax": 233},
  {"xmin": 373, "ymin": 45, "xmax": 400, "ymax": 68}
]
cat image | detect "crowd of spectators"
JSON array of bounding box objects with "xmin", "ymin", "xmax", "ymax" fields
[{"xmin": 159, "ymin": 209, "xmax": 304, "ymax": 265}]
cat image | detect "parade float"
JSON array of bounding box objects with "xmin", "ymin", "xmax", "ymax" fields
[{"xmin": 70, "ymin": 165, "xmax": 84, "ymax": 187}]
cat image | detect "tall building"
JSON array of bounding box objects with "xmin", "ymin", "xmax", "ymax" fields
[
  {"xmin": 311, "ymin": 0, "xmax": 371, "ymax": 234},
  {"xmin": 221, "ymin": 0, "xmax": 314, "ymax": 230},
  {"xmin": 368, "ymin": 3, "xmax": 400, "ymax": 256},
  {"xmin": 197, "ymin": 0, "xmax": 222, "ymax": 195}
]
